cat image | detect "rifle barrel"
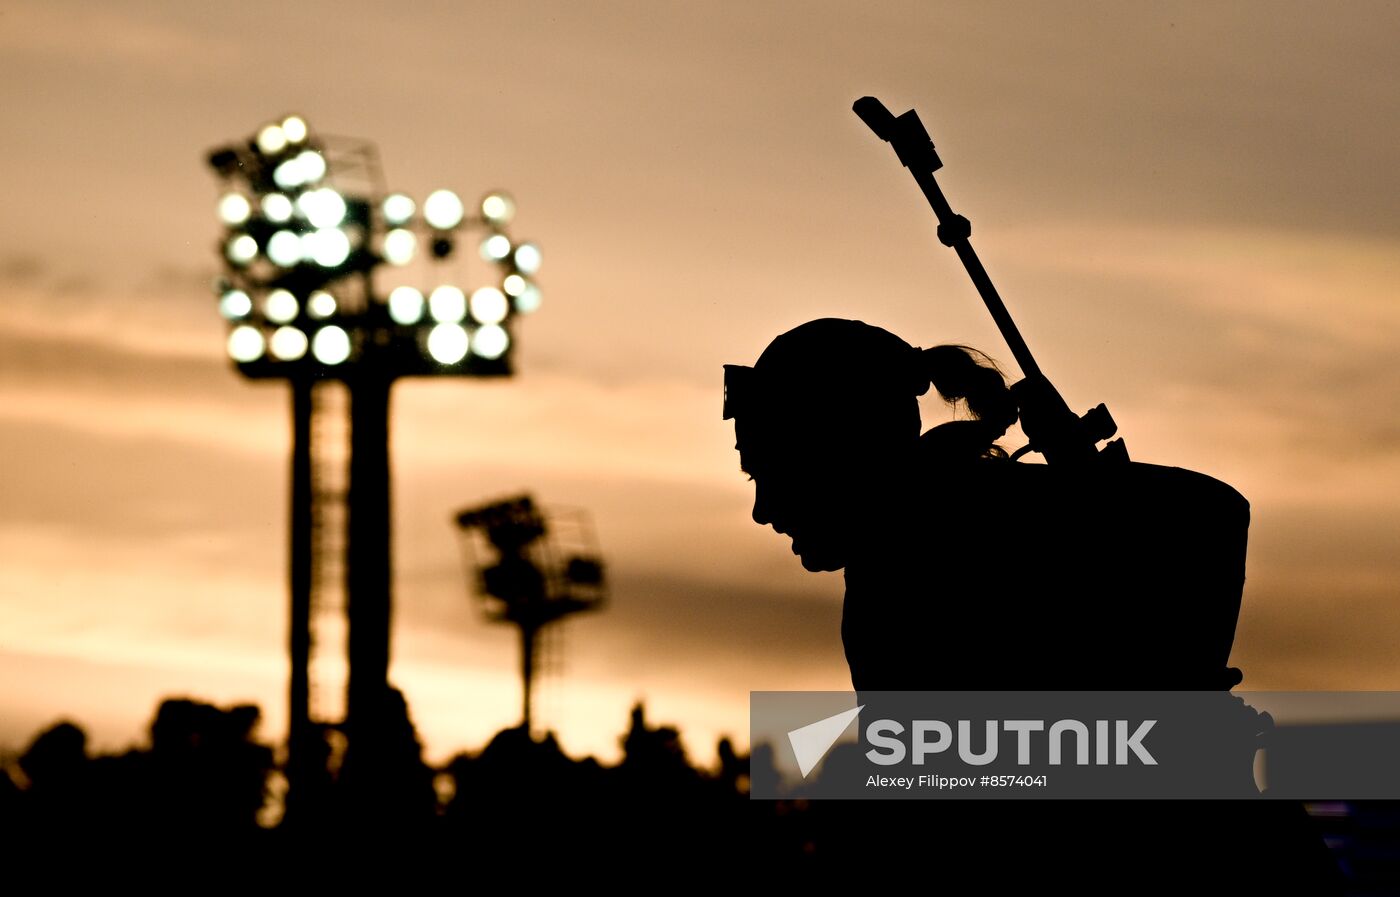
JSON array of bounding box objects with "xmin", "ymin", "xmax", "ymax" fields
[{"xmin": 908, "ymin": 158, "xmax": 1041, "ymax": 381}]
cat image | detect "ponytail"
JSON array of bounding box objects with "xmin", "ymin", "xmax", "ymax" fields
[
  {"xmin": 918, "ymin": 345, "xmax": 1018, "ymax": 461},
  {"xmin": 740, "ymin": 319, "xmax": 1018, "ymax": 463}
]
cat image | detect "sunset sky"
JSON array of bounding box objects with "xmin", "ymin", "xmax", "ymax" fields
[{"xmin": 1, "ymin": 1, "xmax": 1397, "ymax": 768}]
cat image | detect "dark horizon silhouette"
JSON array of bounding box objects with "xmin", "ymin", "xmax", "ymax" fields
[
  {"xmin": 0, "ymin": 692, "xmax": 774, "ymax": 864},
  {"xmin": 3, "ymin": 690, "xmax": 1398, "ymax": 888}
]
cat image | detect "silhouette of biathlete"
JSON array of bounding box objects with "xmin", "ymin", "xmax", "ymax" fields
[
  {"xmin": 725, "ymin": 318, "xmax": 1342, "ymax": 889},
  {"xmin": 728, "ymin": 318, "xmax": 1253, "ymax": 693}
]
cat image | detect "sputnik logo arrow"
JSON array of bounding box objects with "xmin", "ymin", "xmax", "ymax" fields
[{"xmin": 787, "ymin": 705, "xmax": 864, "ymax": 778}]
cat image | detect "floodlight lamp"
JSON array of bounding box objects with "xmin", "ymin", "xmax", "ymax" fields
[
  {"xmin": 312, "ymin": 325, "xmax": 352, "ymax": 365},
  {"xmin": 307, "ymin": 228, "xmax": 351, "ymax": 267},
  {"xmin": 470, "ymin": 287, "xmax": 508, "ymax": 325},
  {"xmin": 282, "ymin": 116, "xmax": 308, "ymax": 144},
  {"xmin": 297, "ymin": 150, "xmax": 327, "ymax": 184},
  {"xmin": 262, "ymin": 193, "xmax": 294, "ymax": 223},
  {"xmin": 308, "ymin": 290, "xmax": 337, "ymax": 318},
  {"xmin": 270, "ymin": 326, "xmax": 309, "ymax": 360},
  {"xmin": 383, "ymin": 228, "xmax": 416, "ymax": 265},
  {"xmin": 226, "ymin": 234, "xmax": 258, "ymax": 265},
  {"xmin": 219, "ymin": 289, "xmax": 253, "ymax": 320},
  {"xmin": 427, "ymin": 323, "xmax": 469, "ymax": 364},
  {"xmin": 481, "ymin": 192, "xmax": 516, "ymax": 224},
  {"xmin": 383, "ymin": 194, "xmax": 415, "ymax": 226},
  {"xmin": 514, "ymin": 283, "xmax": 542, "ymax": 314},
  {"xmin": 388, "ymin": 286, "xmax": 425, "ymax": 324},
  {"xmin": 472, "ymin": 324, "xmax": 509, "ymax": 360},
  {"xmin": 274, "ymin": 159, "xmax": 303, "ymax": 190},
  {"xmin": 502, "ymin": 274, "xmax": 527, "ymax": 297},
  {"xmin": 480, "ymin": 234, "xmax": 511, "ymax": 262},
  {"xmin": 218, "ymin": 193, "xmax": 251, "ymax": 226},
  {"xmin": 257, "ymin": 124, "xmax": 287, "ymax": 155},
  {"xmin": 424, "ymin": 190, "xmax": 464, "ymax": 229},
  {"xmin": 228, "ymin": 325, "xmax": 265, "ymax": 362},
  {"xmin": 429, "ymin": 285, "xmax": 466, "ymax": 323},
  {"xmin": 267, "ymin": 230, "xmax": 303, "ymax": 267},
  {"xmin": 513, "ymin": 243, "xmax": 541, "ymax": 275},
  {"xmin": 298, "ymin": 188, "xmax": 347, "ymax": 228},
  {"xmin": 265, "ymin": 289, "xmax": 299, "ymax": 323}
]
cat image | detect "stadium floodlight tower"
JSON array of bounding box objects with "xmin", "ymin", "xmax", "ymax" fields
[
  {"xmin": 455, "ymin": 496, "xmax": 606, "ymax": 735},
  {"xmin": 205, "ymin": 113, "xmax": 542, "ymax": 823}
]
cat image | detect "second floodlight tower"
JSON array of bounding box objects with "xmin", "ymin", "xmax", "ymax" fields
[{"xmin": 205, "ymin": 114, "xmax": 543, "ymax": 817}]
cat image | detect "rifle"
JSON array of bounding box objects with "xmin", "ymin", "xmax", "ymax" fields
[{"xmin": 853, "ymin": 96, "xmax": 1127, "ymax": 466}]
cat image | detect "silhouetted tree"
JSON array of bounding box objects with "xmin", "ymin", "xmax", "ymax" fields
[{"xmin": 336, "ymin": 685, "xmax": 440, "ymax": 831}]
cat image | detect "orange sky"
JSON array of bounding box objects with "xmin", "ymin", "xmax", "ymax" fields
[{"xmin": 1, "ymin": 1, "xmax": 1398, "ymax": 767}]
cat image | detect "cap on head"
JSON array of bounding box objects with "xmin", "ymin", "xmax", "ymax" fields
[{"xmin": 723, "ymin": 318, "xmax": 927, "ymax": 430}]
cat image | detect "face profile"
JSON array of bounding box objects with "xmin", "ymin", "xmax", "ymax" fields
[
  {"xmin": 737, "ymin": 423, "xmax": 852, "ymax": 573},
  {"xmin": 725, "ymin": 318, "xmax": 935, "ymax": 573}
]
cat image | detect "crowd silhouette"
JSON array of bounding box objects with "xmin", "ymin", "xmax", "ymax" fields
[
  {"xmin": 1, "ymin": 692, "xmax": 1396, "ymax": 885},
  {"xmin": 0, "ymin": 694, "xmax": 796, "ymax": 864}
]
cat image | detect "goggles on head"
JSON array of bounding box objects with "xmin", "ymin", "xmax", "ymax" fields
[{"xmin": 722, "ymin": 364, "xmax": 755, "ymax": 421}]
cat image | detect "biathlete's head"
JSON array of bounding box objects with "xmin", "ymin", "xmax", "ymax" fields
[{"xmin": 725, "ymin": 318, "xmax": 1016, "ymax": 572}]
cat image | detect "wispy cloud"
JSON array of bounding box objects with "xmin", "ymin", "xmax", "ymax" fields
[{"xmin": 0, "ymin": 3, "xmax": 238, "ymax": 67}]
